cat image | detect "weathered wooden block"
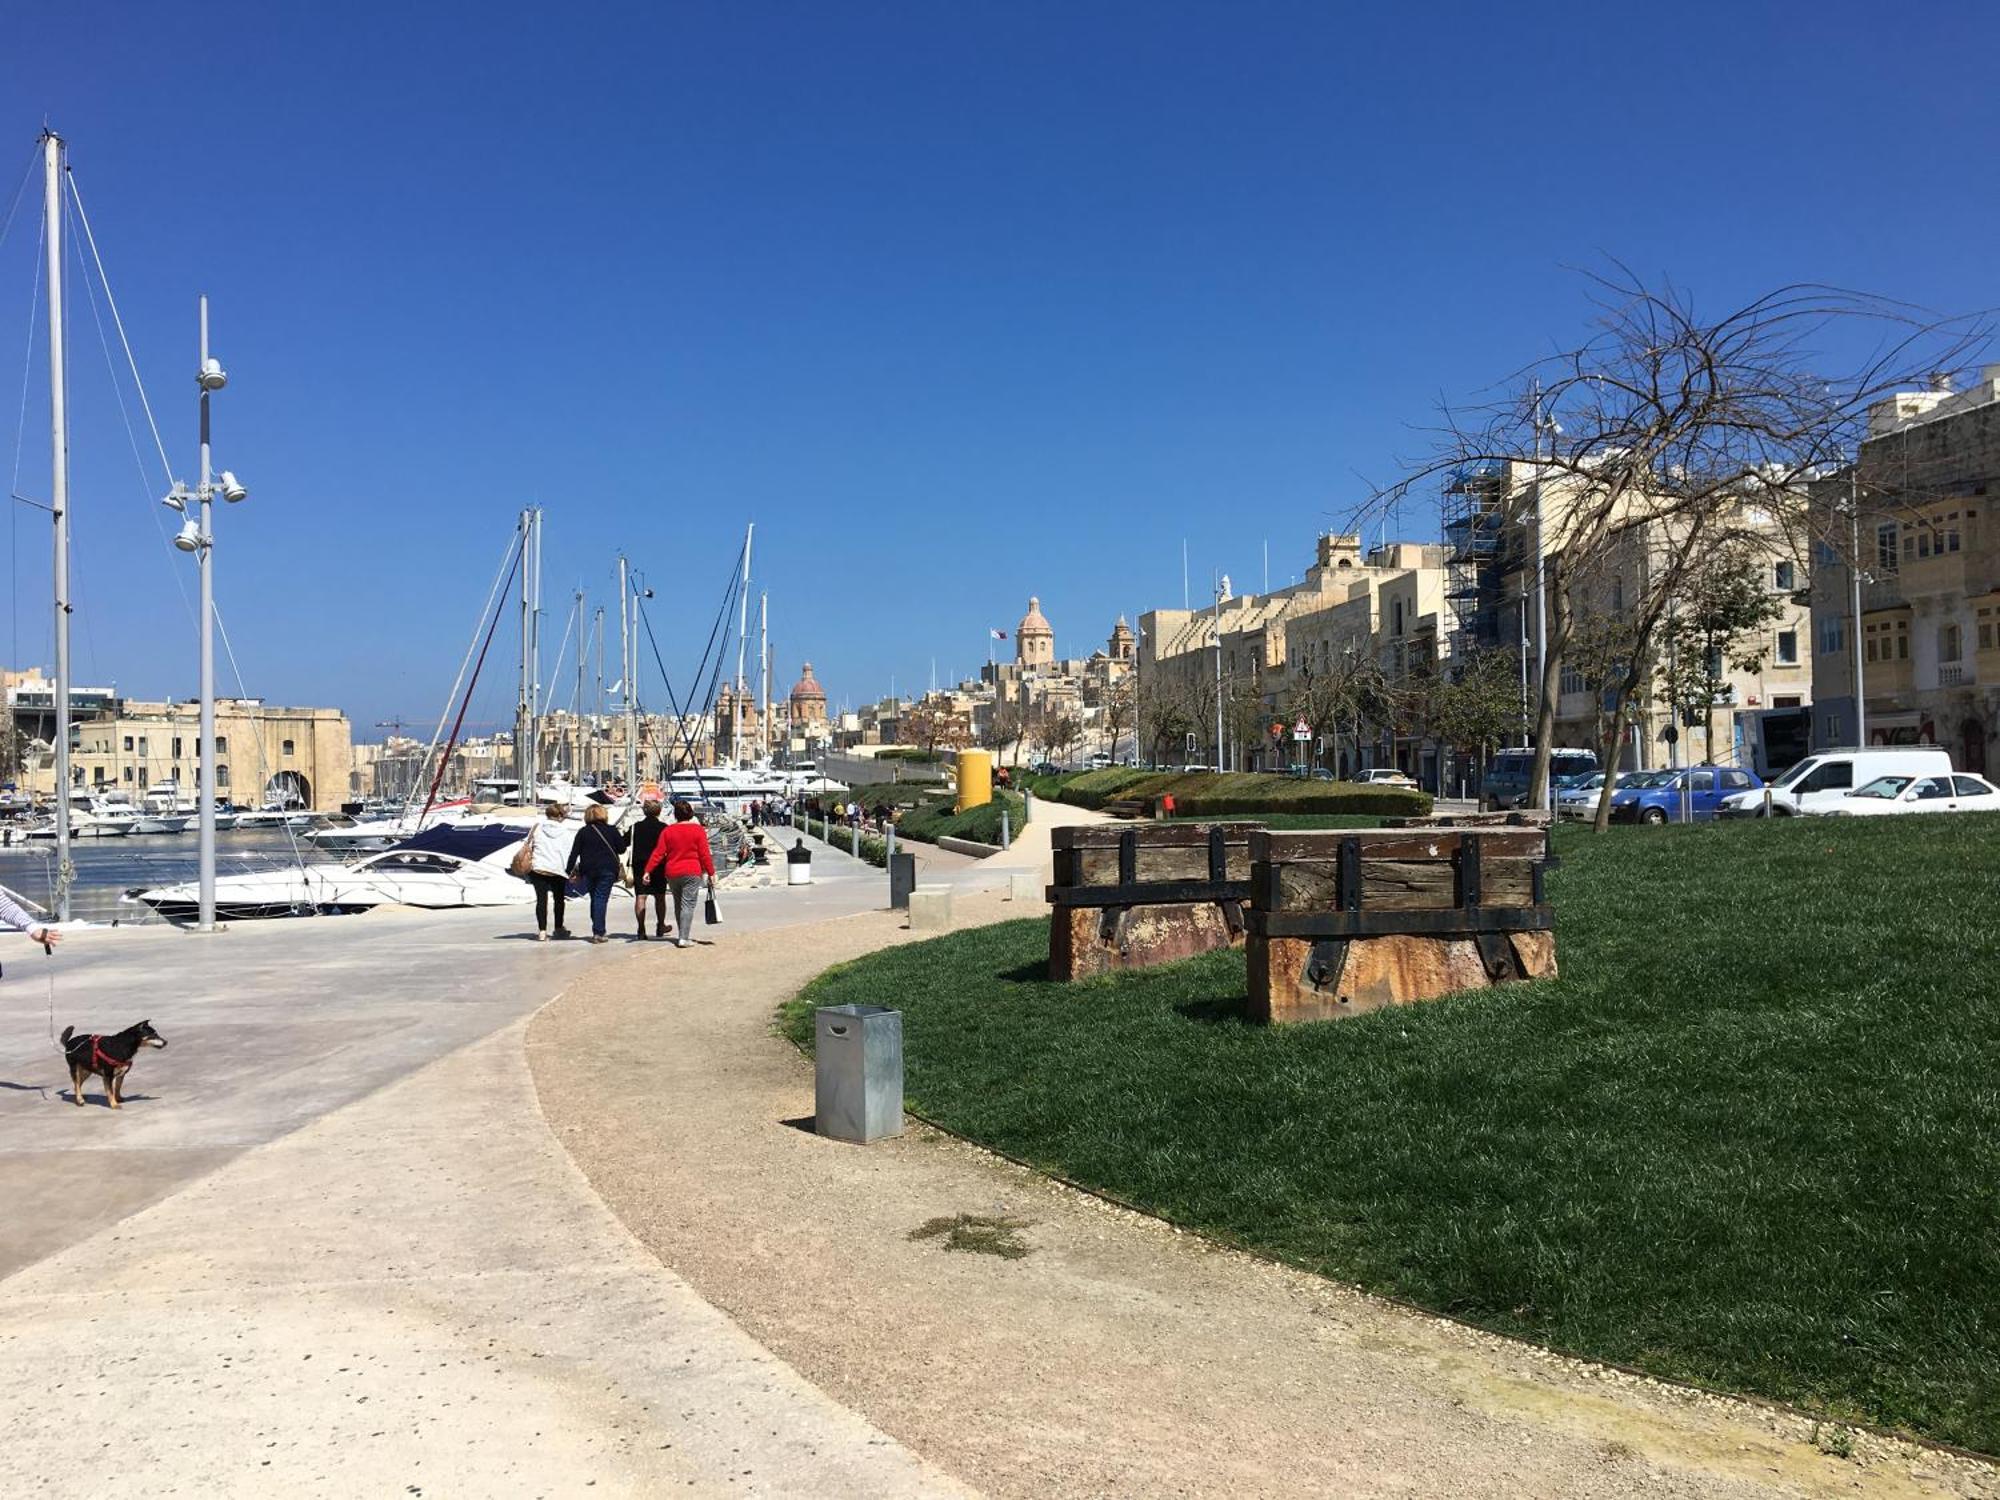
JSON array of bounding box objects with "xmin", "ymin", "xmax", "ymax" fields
[
  {"xmin": 1045, "ymin": 823, "xmax": 1260, "ymax": 981},
  {"xmin": 1245, "ymin": 828, "xmax": 1556, "ymax": 1024}
]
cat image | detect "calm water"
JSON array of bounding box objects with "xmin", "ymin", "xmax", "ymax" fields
[{"xmin": 0, "ymin": 828, "xmax": 316, "ymax": 925}]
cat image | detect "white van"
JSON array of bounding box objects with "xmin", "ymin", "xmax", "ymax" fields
[{"xmin": 1716, "ymin": 746, "xmax": 1954, "ymax": 818}]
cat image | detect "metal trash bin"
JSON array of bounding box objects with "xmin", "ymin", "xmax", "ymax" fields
[
  {"xmin": 787, "ymin": 839, "xmax": 812, "ymax": 886},
  {"xmin": 889, "ymin": 850, "xmax": 917, "ymax": 909},
  {"xmin": 814, "ymin": 1004, "xmax": 903, "ymax": 1143}
]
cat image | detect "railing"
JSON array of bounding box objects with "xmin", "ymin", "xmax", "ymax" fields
[{"xmin": 1939, "ymin": 663, "xmax": 1970, "ymax": 687}]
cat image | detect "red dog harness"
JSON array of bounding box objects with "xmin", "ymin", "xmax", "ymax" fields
[{"xmin": 84, "ymin": 1035, "xmax": 127, "ymax": 1072}]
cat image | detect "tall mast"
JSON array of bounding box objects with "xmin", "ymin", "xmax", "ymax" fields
[
  {"xmin": 732, "ymin": 523, "xmax": 752, "ymax": 767},
  {"xmin": 592, "ymin": 605, "xmax": 604, "ymax": 783},
  {"xmin": 618, "ymin": 554, "xmax": 635, "ymax": 792},
  {"xmin": 573, "ymin": 586, "xmax": 585, "ymax": 784},
  {"xmin": 515, "ymin": 508, "xmax": 532, "ymax": 797},
  {"xmin": 758, "ymin": 591, "xmax": 769, "ymax": 766},
  {"xmin": 529, "ymin": 507, "xmax": 542, "ymax": 795},
  {"xmin": 41, "ymin": 131, "xmax": 72, "ymax": 921}
]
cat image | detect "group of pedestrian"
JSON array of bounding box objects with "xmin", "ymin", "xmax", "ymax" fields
[
  {"xmin": 797, "ymin": 795, "xmax": 898, "ymax": 832},
  {"xmin": 746, "ymin": 797, "xmax": 794, "ymax": 827},
  {"xmin": 525, "ymin": 798, "xmax": 715, "ymax": 947}
]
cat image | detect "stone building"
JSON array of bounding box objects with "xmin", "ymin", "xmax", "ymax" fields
[
  {"xmin": 49, "ymin": 698, "xmax": 353, "ymax": 811},
  {"xmin": 1810, "ymin": 367, "xmax": 2000, "ymax": 772}
]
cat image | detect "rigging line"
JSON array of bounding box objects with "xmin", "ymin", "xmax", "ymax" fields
[
  {"xmin": 405, "ymin": 527, "xmax": 523, "ymax": 819},
  {"xmin": 636, "ymin": 594, "xmax": 710, "ymax": 783},
  {"xmin": 211, "ymin": 600, "xmax": 319, "ymax": 877},
  {"xmin": 65, "ymin": 171, "xmax": 173, "ymax": 485},
  {"xmin": 421, "ymin": 538, "xmax": 524, "ymax": 824},
  {"xmin": 69, "ymin": 197, "xmax": 196, "ymax": 630},
  {"xmin": 0, "ymin": 146, "xmax": 37, "ymax": 259}
]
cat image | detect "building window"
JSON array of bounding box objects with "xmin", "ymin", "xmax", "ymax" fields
[
  {"xmin": 123, "ymin": 767, "xmax": 133, "ymax": 782},
  {"xmin": 1774, "ymin": 560, "xmax": 1796, "ymax": 592},
  {"xmin": 173, "ymin": 737, "xmax": 182, "ymax": 759},
  {"xmin": 282, "ymin": 739, "xmax": 296, "ymax": 757},
  {"xmin": 137, "ymin": 737, "xmax": 147, "ymax": 756},
  {"xmin": 1392, "ymin": 599, "xmax": 1404, "ymax": 636},
  {"xmin": 216, "ymin": 765, "xmax": 229, "ymax": 788},
  {"xmin": 1774, "ymin": 695, "xmax": 1801, "ymax": 708},
  {"xmin": 122, "ymin": 735, "xmax": 133, "ymax": 752},
  {"xmin": 1819, "ymin": 616, "xmax": 1845, "ymax": 656},
  {"xmin": 1939, "ymin": 624, "xmax": 1962, "ymax": 663},
  {"xmin": 1775, "ymin": 630, "xmax": 1798, "ymax": 666},
  {"xmin": 1611, "ymin": 575, "xmax": 1624, "ymax": 613},
  {"xmin": 215, "ymin": 736, "xmax": 228, "ymax": 754}
]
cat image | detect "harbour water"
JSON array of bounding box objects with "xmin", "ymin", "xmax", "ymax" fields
[{"xmin": 0, "ymin": 828, "xmax": 315, "ymax": 925}]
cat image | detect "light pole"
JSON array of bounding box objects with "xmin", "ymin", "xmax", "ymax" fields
[
  {"xmin": 1847, "ymin": 462, "xmax": 1867, "ymax": 748},
  {"xmin": 163, "ymin": 296, "xmax": 247, "ymax": 934}
]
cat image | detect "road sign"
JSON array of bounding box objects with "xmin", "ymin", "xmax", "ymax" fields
[{"xmin": 1292, "ymin": 719, "xmax": 1310, "ymax": 743}]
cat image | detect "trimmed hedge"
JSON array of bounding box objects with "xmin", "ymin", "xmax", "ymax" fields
[
  {"xmin": 900, "ymin": 788, "xmax": 1026, "ymax": 847},
  {"xmin": 791, "ymin": 812, "xmax": 888, "ymax": 868},
  {"xmin": 1024, "ymin": 768, "xmax": 1430, "ymax": 820}
]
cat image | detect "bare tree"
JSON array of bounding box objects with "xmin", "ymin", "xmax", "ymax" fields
[
  {"xmin": 986, "ymin": 703, "xmax": 1025, "ymax": 767},
  {"xmin": 900, "ymin": 700, "xmax": 969, "ymax": 760},
  {"xmin": 1034, "ymin": 712, "xmax": 1085, "ymax": 768},
  {"xmin": 1375, "ymin": 271, "xmax": 1984, "ymax": 815},
  {"xmin": 1098, "ymin": 675, "xmax": 1134, "ymax": 761}
]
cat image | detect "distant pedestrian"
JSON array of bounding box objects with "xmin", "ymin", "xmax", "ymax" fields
[
  {"xmin": 643, "ymin": 799, "xmax": 716, "ymax": 950},
  {"xmin": 629, "ymin": 798, "xmax": 671, "ymax": 940},
  {"xmin": 528, "ymin": 801, "xmax": 576, "ymax": 940},
  {"xmin": 567, "ymin": 803, "xmax": 629, "ymax": 944}
]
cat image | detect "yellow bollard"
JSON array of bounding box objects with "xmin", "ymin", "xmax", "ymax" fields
[{"xmin": 955, "ymin": 749, "xmax": 993, "ymax": 813}]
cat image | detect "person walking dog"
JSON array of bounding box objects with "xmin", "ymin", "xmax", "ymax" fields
[
  {"xmin": 628, "ymin": 798, "xmax": 671, "ymax": 940},
  {"xmin": 0, "ymin": 887, "xmax": 60, "ymax": 951},
  {"xmin": 642, "ymin": 799, "xmax": 715, "ymax": 949},
  {"xmin": 528, "ymin": 801, "xmax": 576, "ymax": 941},
  {"xmin": 567, "ymin": 803, "xmax": 629, "ymax": 944}
]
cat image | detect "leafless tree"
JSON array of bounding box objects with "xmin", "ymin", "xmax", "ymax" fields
[
  {"xmin": 986, "ymin": 703, "xmax": 1025, "ymax": 767},
  {"xmin": 1373, "ymin": 269, "xmax": 1984, "ymax": 814}
]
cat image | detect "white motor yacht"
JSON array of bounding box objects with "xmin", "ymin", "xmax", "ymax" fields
[
  {"xmin": 25, "ymin": 791, "xmax": 138, "ymax": 839},
  {"xmin": 132, "ymin": 824, "xmax": 531, "ymax": 921}
]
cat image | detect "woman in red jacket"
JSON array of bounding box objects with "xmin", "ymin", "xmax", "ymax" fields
[{"xmin": 642, "ymin": 800, "xmax": 716, "ymax": 949}]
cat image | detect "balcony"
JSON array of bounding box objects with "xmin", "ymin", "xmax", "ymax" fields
[
  {"xmin": 1938, "ymin": 662, "xmax": 1973, "ymax": 689},
  {"xmin": 1900, "ymin": 548, "xmax": 1986, "ymax": 601}
]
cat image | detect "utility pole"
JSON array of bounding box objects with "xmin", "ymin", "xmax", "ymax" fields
[
  {"xmin": 40, "ymin": 132, "xmax": 72, "ymax": 921},
  {"xmin": 1850, "ymin": 464, "xmax": 1867, "ymax": 748},
  {"xmin": 1213, "ymin": 573, "xmax": 1226, "ymax": 771}
]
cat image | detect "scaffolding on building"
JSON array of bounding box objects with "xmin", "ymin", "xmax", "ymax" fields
[{"xmin": 1442, "ymin": 461, "xmax": 1509, "ymax": 662}]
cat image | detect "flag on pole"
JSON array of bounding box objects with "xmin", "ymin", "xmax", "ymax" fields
[{"xmin": 990, "ymin": 629, "xmax": 1007, "ymax": 640}]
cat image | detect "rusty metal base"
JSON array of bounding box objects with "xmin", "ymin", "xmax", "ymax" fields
[
  {"xmin": 1050, "ymin": 901, "xmax": 1245, "ymax": 982},
  {"xmin": 1246, "ymin": 930, "xmax": 1556, "ymax": 1024}
]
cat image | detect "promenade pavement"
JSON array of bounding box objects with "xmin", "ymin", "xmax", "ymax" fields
[{"xmin": 0, "ymin": 841, "xmax": 967, "ymax": 1497}]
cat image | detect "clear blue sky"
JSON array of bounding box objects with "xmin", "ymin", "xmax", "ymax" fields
[{"xmin": 3, "ymin": 1, "xmax": 1993, "ymax": 738}]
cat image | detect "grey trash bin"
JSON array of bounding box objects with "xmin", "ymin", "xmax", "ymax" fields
[{"xmin": 814, "ymin": 1004, "xmax": 904, "ymax": 1143}]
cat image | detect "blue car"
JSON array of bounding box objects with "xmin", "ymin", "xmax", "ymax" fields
[{"xmin": 1609, "ymin": 765, "xmax": 1765, "ymax": 824}]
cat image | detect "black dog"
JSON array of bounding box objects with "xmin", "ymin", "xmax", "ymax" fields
[{"xmin": 60, "ymin": 1021, "xmax": 167, "ymax": 1109}]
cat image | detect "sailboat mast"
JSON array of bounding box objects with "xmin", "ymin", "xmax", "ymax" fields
[
  {"xmin": 732, "ymin": 523, "xmax": 752, "ymax": 767},
  {"xmin": 758, "ymin": 591, "xmax": 768, "ymax": 766},
  {"xmin": 573, "ymin": 586, "xmax": 585, "ymax": 784},
  {"xmin": 515, "ymin": 508, "xmax": 531, "ymax": 799},
  {"xmin": 592, "ymin": 605, "xmax": 604, "ymax": 783},
  {"xmin": 41, "ymin": 131, "xmax": 72, "ymax": 922},
  {"xmin": 618, "ymin": 554, "xmax": 635, "ymax": 793}
]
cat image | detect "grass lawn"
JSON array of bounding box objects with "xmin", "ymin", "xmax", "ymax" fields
[{"xmin": 782, "ymin": 815, "xmax": 2000, "ymax": 1453}]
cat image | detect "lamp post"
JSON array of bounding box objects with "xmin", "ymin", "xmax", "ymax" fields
[
  {"xmin": 163, "ymin": 296, "xmax": 246, "ymax": 934},
  {"xmin": 1847, "ymin": 462, "xmax": 1867, "ymax": 749}
]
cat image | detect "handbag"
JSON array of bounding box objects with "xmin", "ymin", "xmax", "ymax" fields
[
  {"xmin": 508, "ymin": 836, "xmax": 535, "ymax": 878},
  {"xmin": 703, "ymin": 878, "xmax": 721, "ymax": 926}
]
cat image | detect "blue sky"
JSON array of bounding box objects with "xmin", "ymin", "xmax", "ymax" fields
[{"xmin": 2, "ymin": 2, "xmax": 1994, "ymax": 737}]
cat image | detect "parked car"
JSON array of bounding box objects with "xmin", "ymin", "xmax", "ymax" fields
[
  {"xmin": 1558, "ymin": 769, "xmax": 1670, "ymax": 820},
  {"xmin": 1813, "ymin": 771, "xmax": 2000, "ymax": 817},
  {"xmin": 1609, "ymin": 765, "xmax": 1764, "ymax": 824},
  {"xmin": 1310, "ymin": 768, "xmax": 1336, "ymax": 782},
  {"xmin": 1356, "ymin": 767, "xmax": 1418, "ymax": 789},
  {"xmin": 1717, "ymin": 746, "xmax": 1955, "ymax": 818},
  {"xmin": 1480, "ymin": 747, "xmax": 1599, "ymax": 810},
  {"xmin": 1176, "ymin": 764, "xmax": 1215, "ymax": 774},
  {"xmin": 1085, "ymin": 752, "xmax": 1114, "ymax": 770}
]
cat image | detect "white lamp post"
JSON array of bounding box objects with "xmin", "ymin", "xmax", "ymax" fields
[{"xmin": 162, "ymin": 295, "xmax": 247, "ymax": 932}]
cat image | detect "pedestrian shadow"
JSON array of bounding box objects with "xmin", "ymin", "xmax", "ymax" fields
[
  {"xmin": 997, "ymin": 960, "xmax": 1049, "ymax": 984},
  {"xmin": 0, "ymin": 1078, "xmax": 51, "ymax": 1092}
]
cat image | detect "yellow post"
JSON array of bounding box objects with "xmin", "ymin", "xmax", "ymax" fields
[{"xmin": 955, "ymin": 749, "xmax": 993, "ymax": 813}]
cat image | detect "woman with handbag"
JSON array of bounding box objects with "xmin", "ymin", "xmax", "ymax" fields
[
  {"xmin": 641, "ymin": 799, "xmax": 715, "ymax": 949},
  {"xmin": 628, "ymin": 799, "xmax": 671, "ymax": 940},
  {"xmin": 567, "ymin": 803, "xmax": 630, "ymax": 944},
  {"xmin": 525, "ymin": 801, "xmax": 577, "ymax": 941}
]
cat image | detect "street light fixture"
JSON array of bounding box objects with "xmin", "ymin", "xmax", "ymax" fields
[{"xmin": 161, "ymin": 296, "xmax": 247, "ymax": 933}]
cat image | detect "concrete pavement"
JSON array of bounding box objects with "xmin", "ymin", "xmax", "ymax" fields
[{"xmin": 0, "ymin": 842, "xmax": 971, "ymax": 1496}]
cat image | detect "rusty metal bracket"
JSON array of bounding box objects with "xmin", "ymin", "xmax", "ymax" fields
[
  {"xmin": 1473, "ymin": 930, "xmax": 1519, "ymax": 981},
  {"xmin": 1097, "ymin": 905, "xmax": 1133, "ymax": 954},
  {"xmin": 1303, "ymin": 938, "xmax": 1349, "ymax": 994}
]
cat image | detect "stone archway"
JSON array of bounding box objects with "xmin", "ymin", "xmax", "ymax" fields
[{"xmin": 266, "ymin": 770, "xmax": 312, "ymax": 809}]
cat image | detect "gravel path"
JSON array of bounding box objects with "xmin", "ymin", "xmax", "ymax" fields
[{"xmin": 528, "ymin": 893, "xmax": 1998, "ymax": 1500}]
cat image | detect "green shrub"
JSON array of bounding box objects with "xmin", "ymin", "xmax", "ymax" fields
[
  {"xmin": 790, "ymin": 812, "xmax": 887, "ymax": 867},
  {"xmin": 1031, "ymin": 769, "xmax": 1428, "ymax": 820},
  {"xmin": 900, "ymin": 788, "xmax": 1026, "ymax": 847}
]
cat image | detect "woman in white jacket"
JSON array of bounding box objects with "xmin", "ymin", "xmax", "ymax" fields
[{"xmin": 527, "ymin": 802, "xmax": 577, "ymax": 941}]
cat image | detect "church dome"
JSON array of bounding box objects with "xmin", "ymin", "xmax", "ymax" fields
[
  {"xmin": 789, "ymin": 662, "xmax": 826, "ymax": 703},
  {"xmin": 1018, "ymin": 596, "xmax": 1052, "ymax": 637}
]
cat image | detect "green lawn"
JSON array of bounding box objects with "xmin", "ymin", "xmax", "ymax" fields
[{"xmin": 781, "ymin": 815, "xmax": 2000, "ymax": 1453}]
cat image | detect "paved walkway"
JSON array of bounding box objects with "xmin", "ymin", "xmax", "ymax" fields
[
  {"xmin": 528, "ymin": 888, "xmax": 1995, "ymax": 1498},
  {"xmin": 0, "ymin": 851, "xmax": 968, "ymax": 1497}
]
